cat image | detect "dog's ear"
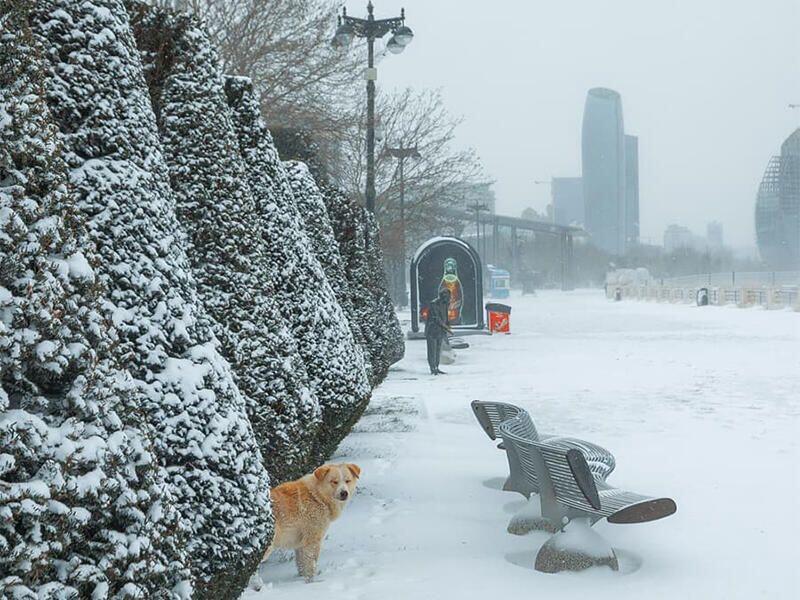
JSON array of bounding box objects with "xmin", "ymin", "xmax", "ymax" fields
[
  {"xmin": 346, "ymin": 464, "xmax": 361, "ymax": 479},
  {"xmin": 314, "ymin": 465, "xmax": 331, "ymax": 481}
]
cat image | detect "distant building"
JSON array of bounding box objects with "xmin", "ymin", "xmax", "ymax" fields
[
  {"xmin": 663, "ymin": 224, "xmax": 694, "ymax": 253},
  {"xmin": 582, "ymin": 87, "xmax": 626, "ymax": 255},
  {"xmin": 624, "ymin": 135, "xmax": 640, "ymax": 246},
  {"xmin": 755, "ymin": 129, "xmax": 800, "ymax": 269},
  {"xmin": 552, "ymin": 177, "xmax": 584, "ymax": 227},
  {"xmin": 707, "ymin": 221, "xmax": 724, "ymax": 250}
]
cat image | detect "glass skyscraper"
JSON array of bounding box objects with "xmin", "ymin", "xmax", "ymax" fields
[
  {"xmin": 552, "ymin": 177, "xmax": 584, "ymax": 227},
  {"xmin": 582, "ymin": 88, "xmax": 626, "ymax": 255},
  {"xmin": 755, "ymin": 129, "xmax": 800, "ymax": 269},
  {"xmin": 624, "ymin": 135, "xmax": 640, "ymax": 246}
]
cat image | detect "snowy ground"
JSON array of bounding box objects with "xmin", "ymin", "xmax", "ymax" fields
[{"xmin": 243, "ymin": 290, "xmax": 799, "ymax": 600}]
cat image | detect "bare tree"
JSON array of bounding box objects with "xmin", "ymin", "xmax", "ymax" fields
[
  {"xmin": 338, "ymin": 88, "xmax": 485, "ymax": 252},
  {"xmin": 151, "ymin": 0, "xmax": 364, "ymax": 138}
]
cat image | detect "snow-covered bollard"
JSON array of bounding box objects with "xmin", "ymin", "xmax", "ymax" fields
[{"xmin": 534, "ymin": 518, "xmax": 619, "ymax": 573}]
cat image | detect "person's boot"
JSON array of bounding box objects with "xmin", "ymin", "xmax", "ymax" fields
[{"xmin": 436, "ymin": 369, "xmax": 446, "ymax": 375}]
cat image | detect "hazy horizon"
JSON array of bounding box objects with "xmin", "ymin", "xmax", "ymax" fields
[{"xmin": 344, "ymin": 0, "xmax": 800, "ymax": 249}]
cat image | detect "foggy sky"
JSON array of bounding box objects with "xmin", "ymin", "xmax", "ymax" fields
[{"xmin": 344, "ymin": 0, "xmax": 800, "ymax": 248}]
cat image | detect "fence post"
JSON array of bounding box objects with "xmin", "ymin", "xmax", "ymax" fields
[{"xmin": 732, "ymin": 271, "xmax": 736, "ymax": 287}]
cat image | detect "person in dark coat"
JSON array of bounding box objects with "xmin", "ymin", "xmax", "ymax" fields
[{"xmin": 425, "ymin": 288, "xmax": 451, "ymax": 375}]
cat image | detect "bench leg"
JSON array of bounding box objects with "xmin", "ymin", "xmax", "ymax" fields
[
  {"xmin": 502, "ymin": 475, "xmax": 531, "ymax": 498},
  {"xmin": 534, "ymin": 518, "xmax": 619, "ymax": 573},
  {"xmin": 507, "ymin": 496, "xmax": 558, "ymax": 535}
]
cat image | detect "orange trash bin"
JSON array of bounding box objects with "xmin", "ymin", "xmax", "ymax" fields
[{"xmin": 485, "ymin": 303, "xmax": 511, "ymax": 334}]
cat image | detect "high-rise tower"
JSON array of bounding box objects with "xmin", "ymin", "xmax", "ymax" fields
[
  {"xmin": 755, "ymin": 129, "xmax": 800, "ymax": 269},
  {"xmin": 582, "ymin": 88, "xmax": 626, "ymax": 255},
  {"xmin": 624, "ymin": 134, "xmax": 640, "ymax": 246}
]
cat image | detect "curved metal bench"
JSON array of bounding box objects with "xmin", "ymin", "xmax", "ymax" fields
[
  {"xmin": 471, "ymin": 400, "xmax": 615, "ymax": 497},
  {"xmin": 498, "ymin": 415, "xmax": 676, "ymax": 529}
]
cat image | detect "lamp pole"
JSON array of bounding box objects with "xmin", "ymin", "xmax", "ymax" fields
[
  {"xmin": 333, "ymin": 2, "xmax": 414, "ymax": 213},
  {"xmin": 467, "ymin": 202, "xmax": 489, "ymax": 261},
  {"xmin": 384, "ymin": 143, "xmax": 420, "ymax": 307}
]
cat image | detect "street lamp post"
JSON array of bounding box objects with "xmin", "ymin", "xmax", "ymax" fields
[
  {"xmin": 333, "ymin": 2, "xmax": 414, "ymax": 213},
  {"xmin": 466, "ymin": 202, "xmax": 489, "ymax": 262},
  {"xmin": 384, "ymin": 143, "xmax": 420, "ymax": 306}
]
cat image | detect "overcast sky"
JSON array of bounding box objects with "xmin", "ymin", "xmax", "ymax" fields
[{"xmin": 343, "ymin": 0, "xmax": 800, "ymax": 248}]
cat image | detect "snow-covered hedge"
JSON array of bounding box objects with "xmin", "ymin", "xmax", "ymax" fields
[
  {"xmin": 2, "ymin": 0, "xmax": 405, "ymax": 595},
  {"xmin": 127, "ymin": 4, "xmax": 320, "ymax": 485},
  {"xmin": 322, "ymin": 187, "xmax": 405, "ymax": 385},
  {"xmin": 284, "ymin": 160, "xmax": 374, "ymax": 384},
  {"xmin": 28, "ymin": 1, "xmax": 273, "ymax": 597},
  {"xmin": 222, "ymin": 75, "xmax": 371, "ymax": 464},
  {"xmin": 1, "ymin": 4, "xmax": 187, "ymax": 596}
]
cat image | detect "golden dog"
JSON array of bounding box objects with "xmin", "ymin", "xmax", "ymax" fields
[{"xmin": 256, "ymin": 463, "xmax": 361, "ymax": 585}]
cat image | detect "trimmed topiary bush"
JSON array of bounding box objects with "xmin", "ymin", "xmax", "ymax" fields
[
  {"xmin": 322, "ymin": 187, "xmax": 405, "ymax": 385},
  {"xmin": 1, "ymin": 4, "xmax": 188, "ymax": 596},
  {"xmin": 284, "ymin": 160, "xmax": 374, "ymax": 384},
  {"xmin": 127, "ymin": 3, "xmax": 320, "ymax": 485},
  {"xmin": 29, "ymin": 1, "xmax": 273, "ymax": 597},
  {"xmin": 222, "ymin": 76, "xmax": 371, "ymax": 464}
]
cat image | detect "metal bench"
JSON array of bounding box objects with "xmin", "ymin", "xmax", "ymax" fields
[
  {"xmin": 498, "ymin": 415, "xmax": 676, "ymax": 530},
  {"xmin": 471, "ymin": 400, "xmax": 616, "ymax": 497}
]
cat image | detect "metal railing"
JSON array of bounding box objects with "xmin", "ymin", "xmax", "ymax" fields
[
  {"xmin": 658, "ymin": 271, "xmax": 800, "ymax": 288},
  {"xmin": 611, "ymin": 270, "xmax": 800, "ymax": 310}
]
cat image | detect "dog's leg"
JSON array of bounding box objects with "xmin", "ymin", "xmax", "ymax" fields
[
  {"xmin": 297, "ymin": 547, "xmax": 314, "ymax": 581},
  {"xmin": 299, "ymin": 538, "xmax": 323, "ymax": 583},
  {"xmin": 249, "ymin": 543, "xmax": 274, "ymax": 591}
]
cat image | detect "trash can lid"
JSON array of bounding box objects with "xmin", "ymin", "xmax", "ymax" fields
[{"xmin": 485, "ymin": 302, "xmax": 511, "ymax": 313}]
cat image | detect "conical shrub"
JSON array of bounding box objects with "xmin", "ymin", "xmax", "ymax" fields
[
  {"xmin": 222, "ymin": 76, "xmax": 371, "ymax": 463},
  {"xmin": 1, "ymin": 4, "xmax": 188, "ymax": 596},
  {"xmin": 284, "ymin": 160, "xmax": 374, "ymax": 383},
  {"xmin": 322, "ymin": 187, "xmax": 405, "ymax": 384},
  {"xmin": 127, "ymin": 4, "xmax": 321, "ymax": 484},
  {"xmin": 29, "ymin": 1, "xmax": 272, "ymax": 597}
]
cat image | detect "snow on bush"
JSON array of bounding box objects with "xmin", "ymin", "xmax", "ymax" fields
[
  {"xmin": 127, "ymin": 4, "xmax": 320, "ymax": 484},
  {"xmin": 221, "ymin": 76, "xmax": 372, "ymax": 464},
  {"xmin": 322, "ymin": 187, "xmax": 405, "ymax": 385},
  {"xmin": 29, "ymin": 1, "xmax": 272, "ymax": 597},
  {"xmin": 283, "ymin": 160, "xmax": 374, "ymax": 384},
  {"xmin": 1, "ymin": 4, "xmax": 187, "ymax": 597}
]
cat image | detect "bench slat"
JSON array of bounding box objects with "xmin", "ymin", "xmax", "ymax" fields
[{"xmin": 499, "ymin": 415, "xmax": 677, "ymax": 525}]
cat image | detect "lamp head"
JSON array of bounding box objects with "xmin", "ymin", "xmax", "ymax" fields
[
  {"xmin": 393, "ymin": 25, "xmax": 413, "ymax": 46},
  {"xmin": 333, "ymin": 20, "xmax": 355, "ymax": 47}
]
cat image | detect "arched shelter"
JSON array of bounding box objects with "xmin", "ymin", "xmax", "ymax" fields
[{"xmin": 410, "ymin": 236, "xmax": 484, "ymax": 333}]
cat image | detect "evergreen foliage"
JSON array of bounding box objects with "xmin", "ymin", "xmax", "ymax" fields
[
  {"xmin": 28, "ymin": 1, "xmax": 273, "ymax": 597},
  {"xmin": 1, "ymin": 3, "xmax": 188, "ymax": 596},
  {"xmin": 222, "ymin": 76, "xmax": 371, "ymax": 463},
  {"xmin": 127, "ymin": 3, "xmax": 321, "ymax": 484},
  {"xmin": 284, "ymin": 160, "xmax": 374, "ymax": 383},
  {"xmin": 322, "ymin": 187, "xmax": 405, "ymax": 384},
  {"xmin": 2, "ymin": 0, "xmax": 407, "ymax": 594}
]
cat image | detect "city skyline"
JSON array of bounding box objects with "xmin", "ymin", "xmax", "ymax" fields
[{"xmin": 369, "ymin": 0, "xmax": 799, "ymax": 248}]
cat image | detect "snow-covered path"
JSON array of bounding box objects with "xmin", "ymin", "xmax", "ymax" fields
[{"xmin": 244, "ymin": 290, "xmax": 799, "ymax": 600}]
